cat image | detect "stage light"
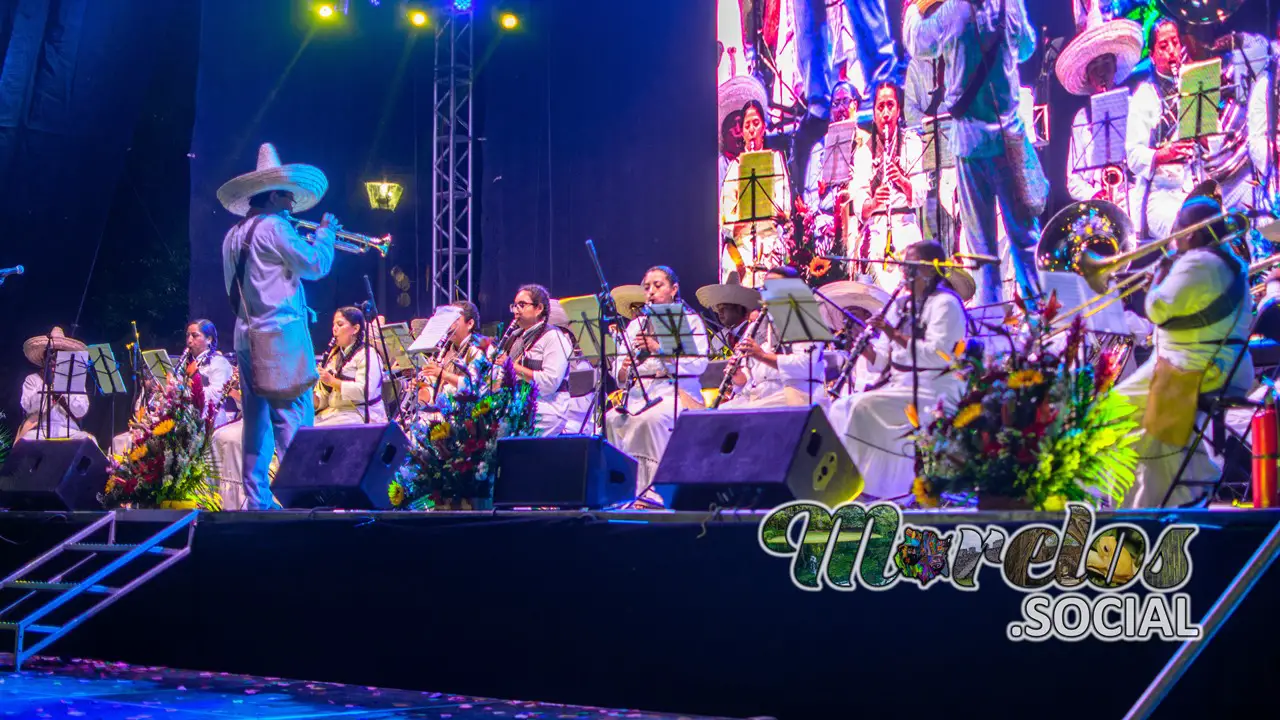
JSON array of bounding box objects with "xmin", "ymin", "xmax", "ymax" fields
[
  {"xmin": 409, "ymin": 10, "xmax": 428, "ymax": 26},
  {"xmin": 500, "ymin": 12, "xmax": 518, "ymax": 29},
  {"xmin": 317, "ymin": 4, "xmax": 334, "ymax": 18},
  {"xmin": 366, "ymin": 181, "xmax": 404, "ymax": 211},
  {"xmin": 453, "ymin": 0, "xmax": 473, "ymax": 11}
]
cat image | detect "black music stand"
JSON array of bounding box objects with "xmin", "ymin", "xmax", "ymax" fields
[
  {"xmin": 644, "ymin": 303, "xmax": 702, "ymax": 429},
  {"xmin": 760, "ymin": 278, "xmax": 835, "ymax": 406}
]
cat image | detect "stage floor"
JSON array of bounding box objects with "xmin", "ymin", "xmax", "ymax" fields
[{"xmin": 0, "ymin": 655, "xmax": 736, "ymax": 719}]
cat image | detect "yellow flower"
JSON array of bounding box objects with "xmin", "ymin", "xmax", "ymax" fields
[
  {"xmin": 105, "ymin": 477, "xmax": 119, "ymax": 494},
  {"xmin": 429, "ymin": 422, "xmax": 452, "ymax": 443},
  {"xmin": 953, "ymin": 403, "xmax": 983, "ymax": 428},
  {"xmin": 388, "ymin": 482, "xmax": 406, "ymax": 507},
  {"xmin": 905, "ymin": 404, "xmax": 919, "ymax": 429},
  {"xmin": 152, "ymin": 419, "xmax": 176, "ymax": 437},
  {"xmin": 935, "ymin": 350, "xmax": 953, "ymax": 364},
  {"xmin": 953, "ymin": 339, "xmax": 967, "ymax": 357},
  {"xmin": 1008, "ymin": 370, "xmax": 1045, "ymax": 389},
  {"xmin": 1040, "ymin": 495, "xmax": 1066, "ymax": 512},
  {"xmin": 912, "ymin": 477, "xmax": 939, "ymax": 508},
  {"xmin": 128, "ymin": 444, "xmax": 148, "ymax": 462}
]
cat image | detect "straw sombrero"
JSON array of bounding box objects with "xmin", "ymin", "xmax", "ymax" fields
[
  {"xmin": 718, "ymin": 75, "xmax": 767, "ymax": 152},
  {"xmin": 611, "ymin": 285, "xmax": 648, "ymax": 320},
  {"xmin": 695, "ymin": 272, "xmax": 762, "ymax": 312},
  {"xmin": 216, "ymin": 143, "xmax": 329, "ymax": 217},
  {"xmin": 947, "ymin": 268, "xmax": 977, "ymax": 303},
  {"xmin": 1055, "ymin": 3, "xmax": 1142, "ymax": 97},
  {"xmin": 815, "ymin": 280, "xmax": 891, "ymax": 320},
  {"xmin": 548, "ymin": 299, "xmax": 569, "ymax": 329},
  {"xmin": 23, "ymin": 327, "xmax": 86, "ymax": 367}
]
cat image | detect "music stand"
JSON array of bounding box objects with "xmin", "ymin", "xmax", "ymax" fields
[
  {"xmin": 45, "ymin": 350, "xmax": 89, "ymax": 440},
  {"xmin": 820, "ymin": 119, "xmax": 859, "ymax": 187},
  {"xmin": 726, "ymin": 150, "xmax": 788, "ymax": 286},
  {"xmin": 761, "ymin": 279, "xmax": 836, "ymax": 406},
  {"xmin": 644, "ymin": 303, "xmax": 702, "ymax": 428},
  {"xmin": 87, "ymin": 343, "xmax": 127, "ymax": 446},
  {"xmin": 1178, "ymin": 58, "xmax": 1223, "ymax": 182},
  {"xmin": 919, "ymin": 114, "xmax": 955, "ymax": 254},
  {"xmin": 559, "ymin": 295, "xmax": 615, "ymax": 363}
]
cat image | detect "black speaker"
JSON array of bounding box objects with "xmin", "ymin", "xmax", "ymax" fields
[
  {"xmin": 651, "ymin": 406, "xmax": 863, "ymax": 510},
  {"xmin": 0, "ymin": 439, "xmax": 109, "ymax": 511},
  {"xmin": 493, "ymin": 435, "xmax": 637, "ymax": 508},
  {"xmin": 273, "ymin": 423, "xmax": 410, "ymax": 509}
]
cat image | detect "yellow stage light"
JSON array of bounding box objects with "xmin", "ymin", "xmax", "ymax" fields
[
  {"xmin": 366, "ymin": 181, "xmax": 404, "ymax": 211},
  {"xmin": 500, "ymin": 13, "xmax": 518, "ymax": 30},
  {"xmin": 410, "ymin": 10, "xmax": 427, "ymax": 27},
  {"xmin": 317, "ymin": 4, "xmax": 335, "ymax": 19}
]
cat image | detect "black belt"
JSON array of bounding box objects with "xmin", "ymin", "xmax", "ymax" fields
[
  {"xmin": 870, "ymin": 208, "xmax": 915, "ymax": 218},
  {"xmin": 518, "ymin": 357, "xmax": 570, "ymax": 394},
  {"xmin": 890, "ymin": 362, "xmax": 951, "ymax": 375}
]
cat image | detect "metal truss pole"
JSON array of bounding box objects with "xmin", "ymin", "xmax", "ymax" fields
[{"xmin": 430, "ymin": 7, "xmax": 474, "ymax": 307}]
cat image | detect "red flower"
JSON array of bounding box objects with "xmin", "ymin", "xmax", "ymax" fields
[{"xmin": 1041, "ymin": 290, "xmax": 1062, "ymax": 326}]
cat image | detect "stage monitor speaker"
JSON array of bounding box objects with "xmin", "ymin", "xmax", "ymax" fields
[
  {"xmin": 494, "ymin": 435, "xmax": 637, "ymax": 509},
  {"xmin": 0, "ymin": 438, "xmax": 109, "ymax": 511},
  {"xmin": 651, "ymin": 406, "xmax": 863, "ymax": 510},
  {"xmin": 273, "ymin": 423, "xmax": 410, "ymax": 510}
]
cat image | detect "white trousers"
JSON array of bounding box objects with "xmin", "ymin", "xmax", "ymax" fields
[
  {"xmin": 605, "ymin": 396, "xmax": 688, "ymax": 504},
  {"xmin": 211, "ymin": 421, "xmax": 247, "ymax": 511}
]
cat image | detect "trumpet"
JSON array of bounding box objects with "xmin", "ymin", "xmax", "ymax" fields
[
  {"xmin": 288, "ymin": 214, "xmax": 392, "ymax": 257},
  {"xmin": 1248, "ymin": 254, "xmax": 1280, "ymax": 297}
]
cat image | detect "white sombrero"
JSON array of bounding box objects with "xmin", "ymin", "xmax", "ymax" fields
[
  {"xmin": 548, "ymin": 299, "xmax": 569, "ymax": 329},
  {"xmin": 23, "ymin": 327, "xmax": 86, "ymax": 367},
  {"xmin": 1055, "ymin": 3, "xmax": 1142, "ymax": 97},
  {"xmin": 611, "ymin": 285, "xmax": 648, "ymax": 320},
  {"xmin": 816, "ymin": 280, "xmax": 891, "ymax": 320},
  {"xmin": 695, "ymin": 271, "xmax": 761, "ymax": 312},
  {"xmin": 718, "ymin": 75, "xmax": 767, "ymax": 152},
  {"xmin": 216, "ymin": 143, "xmax": 329, "ymax": 217}
]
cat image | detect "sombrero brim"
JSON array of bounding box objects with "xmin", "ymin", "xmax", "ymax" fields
[
  {"xmin": 816, "ymin": 281, "xmax": 891, "ymax": 319},
  {"xmin": 948, "ymin": 268, "xmax": 977, "ymax": 303},
  {"xmin": 611, "ymin": 286, "xmax": 648, "ymax": 320},
  {"xmin": 548, "ymin": 299, "xmax": 569, "ymax": 329},
  {"xmin": 23, "ymin": 335, "xmax": 86, "ymax": 367},
  {"xmin": 1056, "ymin": 21, "xmax": 1143, "ymax": 96},
  {"xmin": 216, "ymin": 164, "xmax": 329, "ymax": 217},
  {"xmin": 695, "ymin": 283, "xmax": 761, "ymax": 311}
]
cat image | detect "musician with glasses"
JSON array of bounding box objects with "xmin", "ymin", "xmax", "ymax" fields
[
  {"xmin": 1112, "ymin": 196, "xmax": 1253, "ymax": 508},
  {"xmin": 605, "ymin": 266, "xmax": 710, "ymax": 509},
  {"xmin": 850, "ymin": 81, "xmax": 928, "ymax": 293},
  {"xmin": 494, "ymin": 284, "xmax": 573, "ymax": 437}
]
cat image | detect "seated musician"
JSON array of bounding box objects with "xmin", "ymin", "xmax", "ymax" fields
[
  {"xmin": 494, "ymin": 284, "xmax": 573, "ymax": 437},
  {"xmin": 18, "ymin": 327, "xmax": 92, "ymax": 441},
  {"xmin": 411, "ymin": 301, "xmax": 489, "ymax": 412},
  {"xmin": 802, "ymin": 82, "xmax": 859, "ymax": 238},
  {"xmin": 832, "ymin": 241, "xmax": 968, "ymax": 502},
  {"xmin": 605, "ymin": 266, "xmax": 710, "ymax": 509},
  {"xmin": 850, "ymin": 81, "xmax": 929, "ymax": 293},
  {"xmin": 1112, "ymin": 195, "xmax": 1253, "ymax": 508},
  {"xmin": 720, "ymin": 99, "xmax": 790, "ymax": 288},
  {"xmin": 696, "ymin": 272, "xmax": 759, "ymax": 357},
  {"xmin": 720, "ymin": 266, "xmax": 828, "ymax": 409},
  {"xmin": 314, "ymin": 306, "xmax": 388, "ymax": 426},
  {"xmin": 550, "ymin": 300, "xmax": 596, "ymax": 435}
]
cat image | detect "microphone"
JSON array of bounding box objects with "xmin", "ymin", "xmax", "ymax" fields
[
  {"xmin": 954, "ymin": 253, "xmax": 1001, "ymax": 266},
  {"xmin": 0, "ymin": 265, "xmax": 23, "ymax": 277}
]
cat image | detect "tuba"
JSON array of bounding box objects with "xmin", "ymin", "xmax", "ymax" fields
[{"xmin": 1036, "ymin": 200, "xmax": 1136, "ymax": 292}]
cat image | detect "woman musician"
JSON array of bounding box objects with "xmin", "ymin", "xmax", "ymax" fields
[
  {"xmin": 408, "ymin": 301, "xmax": 490, "ymax": 413},
  {"xmin": 493, "ymin": 284, "xmax": 573, "ymax": 437},
  {"xmin": 314, "ymin": 306, "xmax": 388, "ymax": 425},
  {"xmin": 604, "ymin": 266, "xmax": 709, "ymax": 509}
]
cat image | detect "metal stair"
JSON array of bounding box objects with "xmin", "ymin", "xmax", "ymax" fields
[{"xmin": 0, "ymin": 509, "xmax": 198, "ymax": 670}]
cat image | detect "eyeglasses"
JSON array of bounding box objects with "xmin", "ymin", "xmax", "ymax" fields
[{"xmin": 509, "ymin": 301, "xmax": 534, "ymax": 312}]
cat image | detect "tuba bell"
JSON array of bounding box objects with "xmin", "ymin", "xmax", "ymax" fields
[{"xmin": 1036, "ymin": 200, "xmax": 1136, "ymax": 292}]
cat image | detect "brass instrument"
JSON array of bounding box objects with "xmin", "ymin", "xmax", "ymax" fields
[
  {"xmin": 288, "ymin": 214, "xmax": 392, "ymax": 257},
  {"xmin": 1248, "ymin": 254, "xmax": 1280, "ymax": 297},
  {"xmin": 1100, "ymin": 164, "xmax": 1127, "ymax": 208},
  {"xmin": 711, "ymin": 309, "xmax": 768, "ymax": 409}
]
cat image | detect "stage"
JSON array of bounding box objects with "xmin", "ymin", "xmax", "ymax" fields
[{"xmin": 0, "ymin": 507, "xmax": 1276, "ymax": 719}]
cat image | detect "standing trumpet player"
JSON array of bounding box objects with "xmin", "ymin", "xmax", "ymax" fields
[{"xmin": 219, "ymin": 142, "xmax": 337, "ymax": 511}]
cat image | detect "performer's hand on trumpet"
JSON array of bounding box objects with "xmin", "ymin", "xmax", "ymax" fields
[{"xmin": 317, "ymin": 212, "xmax": 343, "ymax": 235}]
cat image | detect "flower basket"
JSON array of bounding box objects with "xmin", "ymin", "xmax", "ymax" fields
[
  {"xmin": 101, "ymin": 374, "xmax": 222, "ymax": 511},
  {"xmin": 392, "ymin": 354, "xmax": 537, "ymax": 510},
  {"xmin": 913, "ymin": 295, "xmax": 1141, "ymax": 510}
]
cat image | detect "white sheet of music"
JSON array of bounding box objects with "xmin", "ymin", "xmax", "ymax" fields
[
  {"xmin": 52, "ymin": 350, "xmax": 89, "ymax": 395},
  {"xmin": 761, "ymin": 278, "xmax": 834, "ymax": 344},
  {"xmin": 407, "ymin": 306, "xmax": 462, "ymax": 353},
  {"xmin": 1088, "ymin": 88, "xmax": 1129, "ymax": 169},
  {"xmin": 1039, "ymin": 271, "xmax": 1129, "ymax": 336},
  {"xmin": 1178, "ymin": 58, "xmax": 1222, "ymax": 141},
  {"xmin": 820, "ymin": 120, "xmax": 859, "ymax": 185},
  {"xmin": 919, "ymin": 114, "xmax": 955, "ymax": 172}
]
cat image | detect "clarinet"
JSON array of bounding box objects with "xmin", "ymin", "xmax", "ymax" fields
[
  {"xmin": 488, "ymin": 321, "xmax": 522, "ymax": 389},
  {"xmin": 832, "ymin": 282, "xmax": 905, "ymax": 397},
  {"xmin": 710, "ymin": 310, "xmax": 767, "ymax": 409}
]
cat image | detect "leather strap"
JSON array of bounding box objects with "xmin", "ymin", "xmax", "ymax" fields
[
  {"xmin": 228, "ymin": 217, "xmax": 267, "ymax": 316},
  {"xmin": 1157, "ymin": 249, "xmax": 1246, "ymax": 332},
  {"xmin": 948, "ymin": 1, "xmax": 1007, "ymax": 120}
]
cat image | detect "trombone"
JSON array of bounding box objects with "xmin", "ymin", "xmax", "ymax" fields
[{"xmin": 288, "ymin": 214, "xmax": 392, "ymax": 257}]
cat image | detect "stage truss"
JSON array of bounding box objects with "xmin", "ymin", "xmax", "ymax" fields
[{"xmin": 430, "ymin": 7, "xmax": 474, "ymax": 307}]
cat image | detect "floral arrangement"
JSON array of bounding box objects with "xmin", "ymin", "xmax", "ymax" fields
[
  {"xmin": 913, "ymin": 295, "xmax": 1141, "ymax": 510},
  {"xmin": 0, "ymin": 412, "xmax": 11, "ymax": 467},
  {"xmin": 101, "ymin": 373, "xmax": 221, "ymax": 510},
  {"xmin": 785, "ymin": 197, "xmax": 845, "ymax": 286},
  {"xmin": 390, "ymin": 354, "xmax": 539, "ymax": 509}
]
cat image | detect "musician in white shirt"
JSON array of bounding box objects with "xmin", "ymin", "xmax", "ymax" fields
[
  {"xmin": 315, "ymin": 307, "xmax": 388, "ymax": 426},
  {"xmin": 720, "ymin": 100, "xmax": 791, "ymax": 288},
  {"xmin": 850, "ymin": 82, "xmax": 929, "ymax": 293},
  {"xmin": 832, "ymin": 241, "xmax": 968, "ymax": 501},
  {"xmin": 605, "ymin": 267, "xmax": 710, "ymax": 508},
  {"xmin": 495, "ymin": 284, "xmax": 573, "ymax": 437},
  {"xmin": 1113, "ymin": 196, "xmax": 1253, "ymax": 508},
  {"xmin": 720, "ymin": 267, "xmax": 827, "ymax": 410},
  {"xmin": 18, "ymin": 327, "xmax": 91, "ymax": 442}
]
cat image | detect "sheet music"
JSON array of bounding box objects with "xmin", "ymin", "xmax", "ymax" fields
[
  {"xmin": 918, "ymin": 114, "xmax": 955, "ymax": 172},
  {"xmin": 1178, "ymin": 58, "xmax": 1222, "ymax": 141},
  {"xmin": 1088, "ymin": 88, "xmax": 1129, "ymax": 169},
  {"xmin": 142, "ymin": 349, "xmax": 173, "ymax": 379},
  {"xmin": 407, "ymin": 306, "xmax": 463, "ymax": 353},
  {"xmin": 86, "ymin": 344, "xmax": 126, "ymax": 394},
  {"xmin": 761, "ymin": 278, "xmax": 835, "ymax": 344},
  {"xmin": 1039, "ymin": 271, "xmax": 1129, "ymax": 336},
  {"xmin": 52, "ymin": 351, "xmax": 89, "ymax": 395},
  {"xmin": 379, "ymin": 322, "xmax": 415, "ymax": 370},
  {"xmin": 732, "ymin": 150, "xmax": 788, "ymax": 222},
  {"xmin": 644, "ymin": 304, "xmax": 699, "ymax": 357},
  {"xmin": 820, "ymin": 119, "xmax": 859, "ymax": 185}
]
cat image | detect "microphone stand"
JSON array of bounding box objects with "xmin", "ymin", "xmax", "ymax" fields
[
  {"xmin": 583, "ymin": 240, "xmax": 659, "ymax": 433},
  {"xmin": 362, "ymin": 274, "xmax": 398, "ymax": 424}
]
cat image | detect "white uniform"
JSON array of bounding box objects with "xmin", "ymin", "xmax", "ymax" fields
[
  {"xmin": 20, "ymin": 373, "xmax": 91, "ymax": 441},
  {"xmin": 1114, "ymin": 248, "xmax": 1253, "ymax": 508},
  {"xmin": 511, "ymin": 322, "xmax": 573, "ymax": 437},
  {"xmin": 720, "ymin": 150, "xmax": 791, "ymax": 288},
  {"xmin": 1127, "ymin": 79, "xmax": 1198, "ymax": 240},
  {"xmin": 314, "ymin": 343, "xmax": 389, "ymax": 426},
  {"xmin": 830, "ymin": 290, "xmax": 968, "ymax": 500},
  {"xmin": 719, "ymin": 320, "xmax": 827, "ymax": 410},
  {"xmin": 605, "ymin": 308, "xmax": 710, "ymax": 503},
  {"xmin": 849, "ymin": 128, "xmax": 929, "ymax": 293}
]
